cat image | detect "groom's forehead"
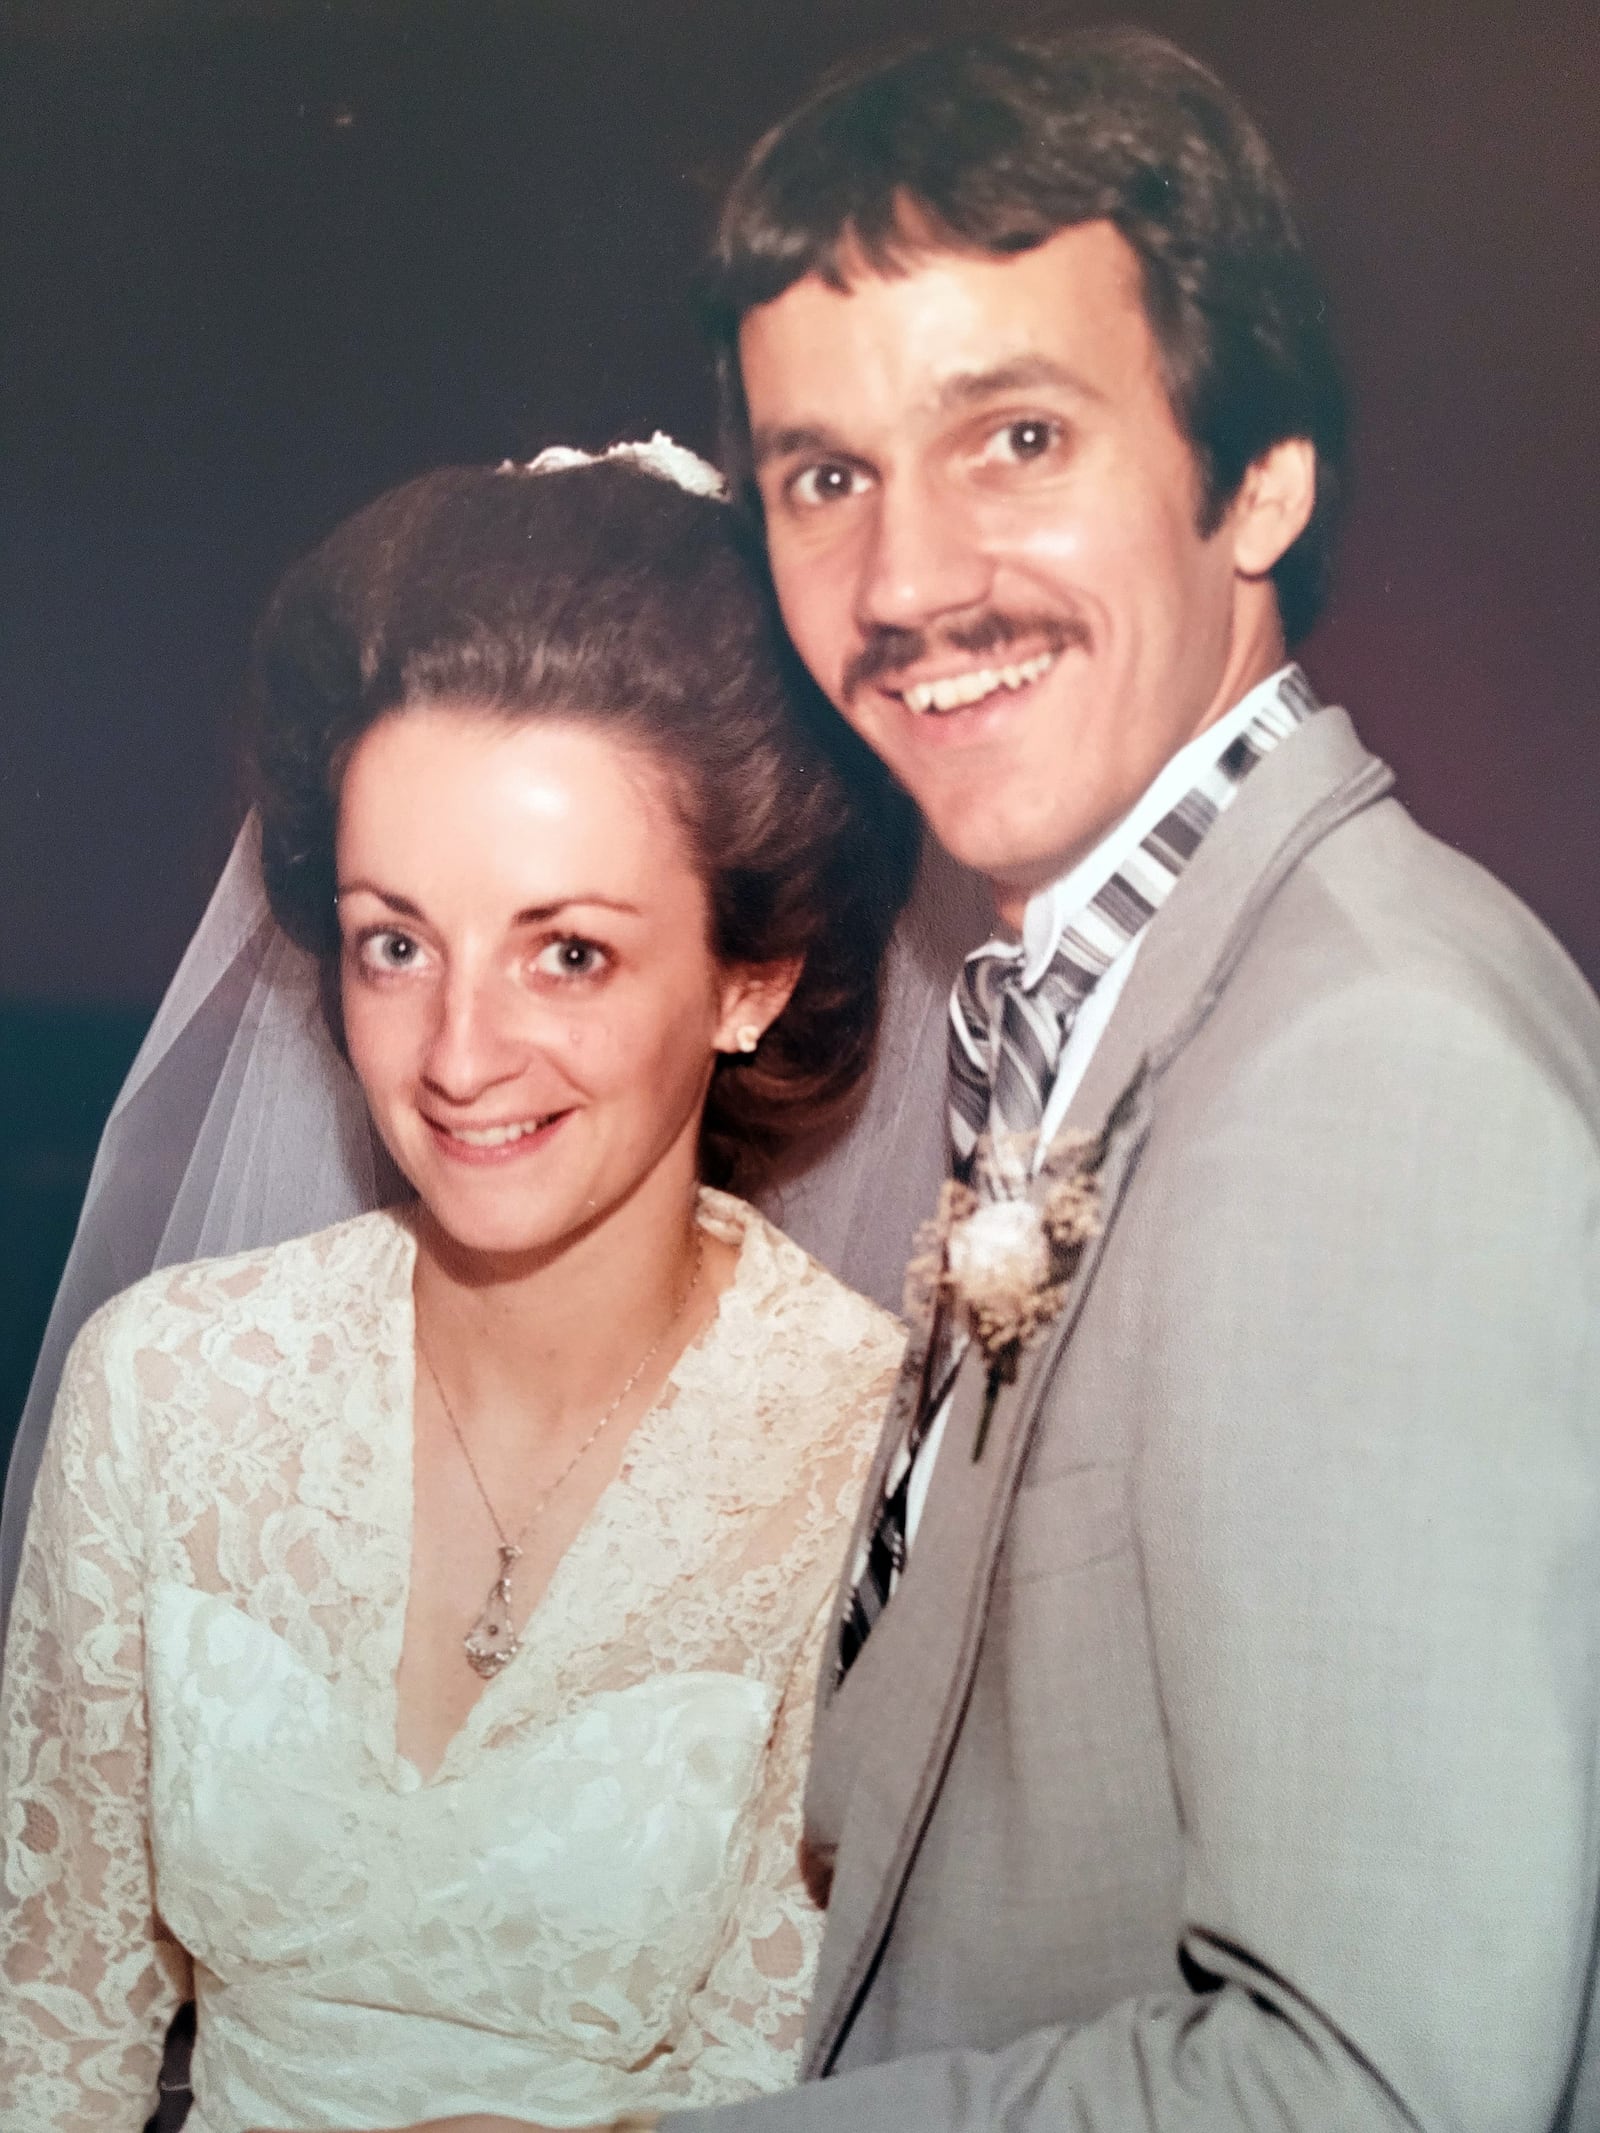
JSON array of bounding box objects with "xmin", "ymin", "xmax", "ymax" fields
[{"xmin": 735, "ymin": 223, "xmax": 1155, "ymax": 438}]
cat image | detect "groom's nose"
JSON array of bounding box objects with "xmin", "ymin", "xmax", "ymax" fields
[{"xmin": 852, "ymin": 468, "xmax": 992, "ymax": 637}]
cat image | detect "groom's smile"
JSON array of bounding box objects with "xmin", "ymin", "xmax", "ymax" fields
[{"xmin": 740, "ymin": 219, "xmax": 1311, "ymax": 925}]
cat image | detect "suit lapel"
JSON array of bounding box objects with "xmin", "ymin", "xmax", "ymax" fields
[
  {"xmin": 1061, "ymin": 708, "xmax": 1393, "ymax": 1138},
  {"xmin": 803, "ymin": 708, "xmax": 1395, "ymax": 2073},
  {"xmin": 804, "ymin": 1073, "xmax": 1154, "ymax": 2070}
]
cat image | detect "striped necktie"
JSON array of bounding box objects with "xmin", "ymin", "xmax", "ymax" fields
[
  {"xmin": 837, "ymin": 667, "xmax": 1318, "ymax": 1679},
  {"xmin": 948, "ymin": 666, "xmax": 1320, "ymax": 1183}
]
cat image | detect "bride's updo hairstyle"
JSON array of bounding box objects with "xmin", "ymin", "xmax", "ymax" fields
[{"xmin": 252, "ymin": 458, "xmax": 920, "ymax": 1191}]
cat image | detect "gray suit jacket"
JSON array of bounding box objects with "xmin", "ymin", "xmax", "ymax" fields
[{"xmin": 679, "ymin": 708, "xmax": 1600, "ymax": 2131}]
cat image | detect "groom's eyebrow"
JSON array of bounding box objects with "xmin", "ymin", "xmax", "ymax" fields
[
  {"xmin": 748, "ymin": 420, "xmax": 854, "ymax": 470},
  {"xmin": 935, "ymin": 355, "xmax": 1106, "ymax": 408},
  {"xmin": 749, "ymin": 358, "xmax": 1104, "ymax": 470}
]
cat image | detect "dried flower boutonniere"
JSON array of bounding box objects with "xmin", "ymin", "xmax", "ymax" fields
[{"xmin": 904, "ymin": 1126, "xmax": 1106, "ymax": 1462}]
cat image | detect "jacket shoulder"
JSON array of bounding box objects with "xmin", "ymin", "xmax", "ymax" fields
[{"xmin": 1213, "ymin": 794, "xmax": 1600, "ymax": 1120}]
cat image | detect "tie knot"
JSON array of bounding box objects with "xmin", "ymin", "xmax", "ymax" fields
[
  {"xmin": 948, "ymin": 938, "xmax": 1090, "ymax": 1187},
  {"xmin": 955, "ymin": 942, "xmax": 1020, "ymax": 1030},
  {"xmin": 956, "ymin": 932, "xmax": 1098, "ymax": 1049}
]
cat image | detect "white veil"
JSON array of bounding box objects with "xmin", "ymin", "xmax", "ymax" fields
[
  {"xmin": 0, "ymin": 818, "xmax": 397, "ymax": 1639},
  {"xmin": 0, "ymin": 815, "xmax": 987, "ymax": 1641}
]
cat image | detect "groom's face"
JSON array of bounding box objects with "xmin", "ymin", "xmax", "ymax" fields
[{"xmin": 739, "ymin": 221, "xmax": 1271, "ymax": 923}]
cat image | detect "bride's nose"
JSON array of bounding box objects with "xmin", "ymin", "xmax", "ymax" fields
[{"xmin": 420, "ymin": 965, "xmax": 527, "ymax": 1102}]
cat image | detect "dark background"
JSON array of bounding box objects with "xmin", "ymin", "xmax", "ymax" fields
[{"xmin": 2, "ymin": 0, "xmax": 1597, "ymax": 1460}]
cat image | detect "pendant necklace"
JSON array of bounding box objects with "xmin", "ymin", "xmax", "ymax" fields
[{"xmin": 419, "ymin": 1228, "xmax": 705, "ymax": 1679}]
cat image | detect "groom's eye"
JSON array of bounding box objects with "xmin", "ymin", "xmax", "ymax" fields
[
  {"xmin": 979, "ymin": 417, "xmax": 1063, "ymax": 467},
  {"xmin": 787, "ymin": 461, "xmax": 865, "ymax": 508}
]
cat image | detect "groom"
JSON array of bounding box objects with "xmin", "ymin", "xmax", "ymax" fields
[
  {"xmin": 385, "ymin": 27, "xmax": 1600, "ymax": 2133},
  {"xmin": 676, "ymin": 28, "xmax": 1600, "ymax": 2131}
]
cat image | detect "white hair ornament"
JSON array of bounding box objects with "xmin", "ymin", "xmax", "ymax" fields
[{"xmin": 500, "ymin": 430, "xmax": 726, "ymax": 500}]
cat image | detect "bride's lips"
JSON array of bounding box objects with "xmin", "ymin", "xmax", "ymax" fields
[{"xmin": 425, "ymin": 1110, "xmax": 572, "ymax": 1165}]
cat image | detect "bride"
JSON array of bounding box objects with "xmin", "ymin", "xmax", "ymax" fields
[{"xmin": 0, "ymin": 445, "xmax": 921, "ymax": 2131}]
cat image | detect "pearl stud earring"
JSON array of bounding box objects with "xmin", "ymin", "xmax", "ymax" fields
[{"xmin": 735, "ymin": 1024, "xmax": 761, "ymax": 1054}]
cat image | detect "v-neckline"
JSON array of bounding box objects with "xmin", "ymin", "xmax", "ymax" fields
[{"xmin": 383, "ymin": 1195, "xmax": 749, "ymax": 1789}]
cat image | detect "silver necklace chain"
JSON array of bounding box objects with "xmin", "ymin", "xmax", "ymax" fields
[{"xmin": 418, "ymin": 1226, "xmax": 705, "ymax": 1678}]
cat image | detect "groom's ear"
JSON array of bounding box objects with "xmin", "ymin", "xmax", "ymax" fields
[
  {"xmin": 712, "ymin": 957, "xmax": 805, "ymax": 1054},
  {"xmin": 1228, "ymin": 437, "xmax": 1317, "ymax": 580}
]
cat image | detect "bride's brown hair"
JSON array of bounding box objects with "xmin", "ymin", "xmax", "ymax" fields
[{"xmin": 251, "ymin": 459, "xmax": 920, "ymax": 1190}]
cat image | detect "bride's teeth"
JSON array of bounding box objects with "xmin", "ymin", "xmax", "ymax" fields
[
  {"xmin": 450, "ymin": 1118, "xmax": 548, "ymax": 1148},
  {"xmin": 902, "ymin": 650, "xmax": 1056, "ymax": 715}
]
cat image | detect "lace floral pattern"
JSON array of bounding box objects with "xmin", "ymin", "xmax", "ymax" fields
[{"xmin": 0, "ymin": 1193, "xmax": 903, "ymax": 2132}]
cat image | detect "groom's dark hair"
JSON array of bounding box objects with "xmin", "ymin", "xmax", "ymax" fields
[{"xmin": 701, "ymin": 28, "xmax": 1347, "ymax": 643}]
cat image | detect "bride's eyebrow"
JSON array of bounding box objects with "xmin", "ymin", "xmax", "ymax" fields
[
  {"xmin": 335, "ymin": 884, "xmax": 644, "ymax": 922},
  {"xmin": 336, "ymin": 881, "xmax": 423, "ymax": 917},
  {"xmin": 512, "ymin": 897, "xmax": 643, "ymax": 924}
]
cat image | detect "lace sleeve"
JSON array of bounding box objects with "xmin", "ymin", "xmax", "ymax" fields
[
  {"xmin": 653, "ymin": 1591, "xmax": 835, "ymax": 2106},
  {"xmin": 0, "ymin": 1299, "xmax": 190, "ymax": 2130}
]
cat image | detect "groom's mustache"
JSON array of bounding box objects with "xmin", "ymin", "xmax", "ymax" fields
[{"xmin": 842, "ymin": 610, "xmax": 1092, "ymax": 704}]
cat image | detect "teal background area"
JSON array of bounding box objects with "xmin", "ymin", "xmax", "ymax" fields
[{"xmin": 0, "ymin": 1006, "xmax": 150, "ymax": 1470}]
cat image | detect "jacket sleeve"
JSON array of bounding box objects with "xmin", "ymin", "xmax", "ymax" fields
[{"xmin": 665, "ymin": 970, "xmax": 1600, "ymax": 2132}]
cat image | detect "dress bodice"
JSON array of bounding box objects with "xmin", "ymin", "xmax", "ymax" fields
[{"xmin": 0, "ymin": 1194, "xmax": 904, "ymax": 2132}]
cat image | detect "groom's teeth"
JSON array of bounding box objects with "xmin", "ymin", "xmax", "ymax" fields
[
  {"xmin": 901, "ymin": 651, "xmax": 1056, "ymax": 715},
  {"xmin": 449, "ymin": 1118, "xmax": 550, "ymax": 1148}
]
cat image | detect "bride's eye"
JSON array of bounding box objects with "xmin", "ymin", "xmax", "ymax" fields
[
  {"xmin": 533, "ymin": 936, "xmax": 610, "ymax": 982},
  {"xmin": 354, "ymin": 929, "xmax": 426, "ymax": 975}
]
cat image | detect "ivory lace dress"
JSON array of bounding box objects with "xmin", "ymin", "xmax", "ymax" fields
[{"xmin": 0, "ymin": 1191, "xmax": 903, "ymax": 2133}]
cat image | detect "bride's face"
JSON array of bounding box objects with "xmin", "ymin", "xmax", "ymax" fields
[{"xmin": 336, "ymin": 706, "xmax": 781, "ymax": 1265}]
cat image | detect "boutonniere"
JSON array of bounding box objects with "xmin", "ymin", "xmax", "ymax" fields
[{"xmin": 905, "ymin": 1126, "xmax": 1106, "ymax": 1462}]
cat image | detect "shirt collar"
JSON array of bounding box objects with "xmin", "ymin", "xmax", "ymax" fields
[{"xmin": 1012, "ymin": 664, "xmax": 1304, "ymax": 985}]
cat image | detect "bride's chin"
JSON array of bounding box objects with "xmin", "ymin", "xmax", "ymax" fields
[{"xmin": 414, "ymin": 1199, "xmax": 572, "ymax": 1278}]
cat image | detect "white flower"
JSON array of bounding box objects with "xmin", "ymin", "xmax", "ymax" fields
[
  {"xmin": 902, "ymin": 1127, "xmax": 1105, "ymax": 1402},
  {"xmin": 946, "ymin": 1198, "xmax": 1050, "ymax": 1311},
  {"xmin": 505, "ymin": 431, "xmax": 727, "ymax": 499}
]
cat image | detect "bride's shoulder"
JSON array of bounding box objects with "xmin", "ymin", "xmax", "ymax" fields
[
  {"xmin": 701, "ymin": 1188, "xmax": 906, "ymax": 1377},
  {"xmin": 78, "ymin": 1206, "xmax": 413, "ymax": 1365}
]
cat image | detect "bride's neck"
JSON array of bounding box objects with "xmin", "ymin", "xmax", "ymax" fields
[{"xmin": 410, "ymin": 1164, "xmax": 718, "ymax": 1437}]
